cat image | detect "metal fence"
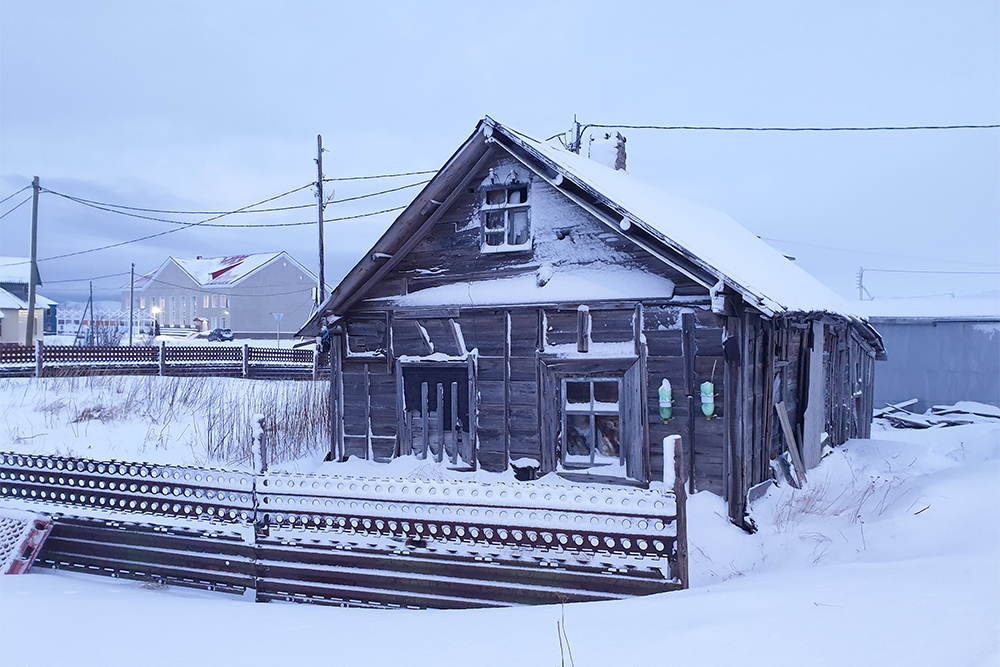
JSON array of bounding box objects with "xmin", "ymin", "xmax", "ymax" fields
[
  {"xmin": 0, "ymin": 342, "xmax": 328, "ymax": 380},
  {"xmin": 0, "ymin": 441, "xmax": 687, "ymax": 608}
]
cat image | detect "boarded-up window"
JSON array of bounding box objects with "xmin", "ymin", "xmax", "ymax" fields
[{"xmin": 345, "ymin": 316, "xmax": 388, "ymax": 356}]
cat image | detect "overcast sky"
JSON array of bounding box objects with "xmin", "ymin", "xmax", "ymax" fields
[{"xmin": 1, "ymin": 1, "xmax": 997, "ymax": 311}]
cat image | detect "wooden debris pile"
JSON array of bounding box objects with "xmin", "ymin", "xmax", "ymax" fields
[{"xmin": 874, "ymin": 400, "xmax": 1000, "ymax": 429}]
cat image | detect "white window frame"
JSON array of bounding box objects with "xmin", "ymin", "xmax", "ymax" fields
[{"xmin": 480, "ymin": 183, "xmax": 531, "ymax": 253}]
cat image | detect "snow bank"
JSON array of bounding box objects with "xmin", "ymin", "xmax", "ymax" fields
[{"xmin": 0, "ymin": 405, "xmax": 997, "ymax": 666}]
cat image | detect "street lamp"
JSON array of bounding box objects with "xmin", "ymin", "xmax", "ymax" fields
[{"xmin": 271, "ymin": 312, "xmax": 284, "ymax": 347}]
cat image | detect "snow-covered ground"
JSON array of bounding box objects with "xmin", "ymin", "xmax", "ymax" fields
[{"xmin": 0, "ymin": 378, "xmax": 997, "ymax": 666}]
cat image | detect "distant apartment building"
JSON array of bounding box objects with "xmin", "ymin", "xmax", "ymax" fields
[{"xmin": 122, "ymin": 252, "xmax": 320, "ymax": 338}]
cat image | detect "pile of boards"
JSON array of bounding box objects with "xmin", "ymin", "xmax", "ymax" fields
[{"xmin": 874, "ymin": 399, "xmax": 1000, "ymax": 429}]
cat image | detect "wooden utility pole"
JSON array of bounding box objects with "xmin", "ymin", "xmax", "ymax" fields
[
  {"xmin": 24, "ymin": 176, "xmax": 40, "ymax": 346},
  {"xmin": 316, "ymin": 134, "xmax": 326, "ymax": 306},
  {"xmin": 129, "ymin": 263, "xmax": 135, "ymax": 346}
]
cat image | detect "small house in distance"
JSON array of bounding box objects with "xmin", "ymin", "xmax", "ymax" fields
[
  {"xmin": 300, "ymin": 118, "xmax": 885, "ymax": 525},
  {"xmin": 0, "ymin": 256, "xmax": 58, "ymax": 341},
  {"xmin": 123, "ymin": 252, "xmax": 319, "ymax": 339}
]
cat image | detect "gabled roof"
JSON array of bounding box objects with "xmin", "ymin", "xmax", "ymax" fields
[
  {"xmin": 0, "ymin": 286, "xmax": 54, "ymax": 310},
  {"xmin": 0, "ymin": 256, "xmax": 42, "ymax": 287},
  {"xmin": 301, "ymin": 118, "xmax": 880, "ymax": 347},
  {"xmin": 133, "ymin": 252, "xmax": 315, "ymax": 290}
]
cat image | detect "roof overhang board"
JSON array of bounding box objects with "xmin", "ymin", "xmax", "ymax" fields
[
  {"xmin": 333, "ymin": 146, "xmax": 498, "ymax": 317},
  {"xmin": 315, "ymin": 123, "xmax": 495, "ymax": 322}
]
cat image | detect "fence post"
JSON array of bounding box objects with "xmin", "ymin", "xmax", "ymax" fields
[
  {"xmin": 666, "ymin": 434, "xmax": 689, "ymax": 589},
  {"xmin": 242, "ymin": 344, "xmax": 249, "ymax": 378},
  {"xmin": 158, "ymin": 341, "xmax": 166, "ymax": 376},
  {"xmin": 34, "ymin": 339, "xmax": 44, "ymax": 378}
]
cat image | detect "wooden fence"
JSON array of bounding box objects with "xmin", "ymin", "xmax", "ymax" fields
[
  {"xmin": 0, "ymin": 342, "xmax": 329, "ymax": 381},
  {"xmin": 0, "ymin": 440, "xmax": 688, "ymax": 608}
]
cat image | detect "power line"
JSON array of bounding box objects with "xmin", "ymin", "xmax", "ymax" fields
[
  {"xmin": 0, "ymin": 195, "xmax": 32, "ymax": 221},
  {"xmin": 45, "ymin": 271, "xmax": 131, "ymax": 284},
  {"xmin": 23, "ymin": 183, "xmax": 316, "ymax": 265},
  {"xmin": 44, "ymin": 191, "xmax": 314, "ymax": 215},
  {"xmin": 0, "ymin": 185, "xmax": 31, "ymax": 207},
  {"xmin": 324, "ymin": 169, "xmax": 437, "ymax": 182},
  {"xmin": 43, "ymin": 180, "xmax": 426, "ymax": 229},
  {"xmin": 861, "ymin": 268, "xmax": 1000, "ymax": 275},
  {"xmin": 585, "ymin": 123, "xmax": 1000, "ymax": 133},
  {"xmin": 141, "ymin": 276, "xmax": 316, "ymax": 298},
  {"xmin": 331, "ymin": 179, "xmax": 430, "ymax": 204}
]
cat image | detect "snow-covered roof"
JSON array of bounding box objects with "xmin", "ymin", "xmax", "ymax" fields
[
  {"xmin": 0, "ymin": 288, "xmax": 21, "ymax": 309},
  {"xmin": 134, "ymin": 252, "xmax": 306, "ymax": 289},
  {"xmin": 0, "ymin": 257, "xmax": 36, "ymax": 285},
  {"xmin": 853, "ymin": 296, "xmax": 1000, "ymax": 321},
  {"xmin": 301, "ymin": 118, "xmax": 881, "ymax": 343},
  {"xmin": 494, "ymin": 121, "xmax": 861, "ymax": 318},
  {"xmin": 0, "ymin": 286, "xmax": 54, "ymax": 310}
]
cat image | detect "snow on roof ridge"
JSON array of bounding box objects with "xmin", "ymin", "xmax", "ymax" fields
[
  {"xmin": 489, "ymin": 120, "xmax": 861, "ymax": 318},
  {"xmin": 160, "ymin": 251, "xmax": 284, "ymax": 287}
]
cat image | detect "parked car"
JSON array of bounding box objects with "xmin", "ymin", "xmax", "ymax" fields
[{"xmin": 207, "ymin": 328, "xmax": 234, "ymax": 342}]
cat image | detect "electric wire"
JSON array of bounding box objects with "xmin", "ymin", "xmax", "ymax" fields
[
  {"xmin": 45, "ymin": 271, "xmax": 131, "ymax": 284},
  {"xmin": 860, "ymin": 268, "xmax": 1000, "ymax": 275},
  {"xmin": 0, "ymin": 195, "xmax": 32, "ymax": 221},
  {"xmin": 28, "ymin": 183, "xmax": 317, "ymax": 264},
  {"xmin": 0, "ymin": 185, "xmax": 31, "ymax": 207},
  {"xmin": 142, "ymin": 276, "xmax": 316, "ymax": 298},
  {"xmin": 43, "ymin": 192, "xmax": 314, "ymax": 215},
  {"xmin": 43, "ymin": 180, "xmax": 426, "ymax": 228},
  {"xmin": 323, "ymin": 169, "xmax": 437, "ymax": 182},
  {"xmin": 547, "ymin": 123, "xmax": 1000, "ymax": 140},
  {"xmin": 42, "ymin": 177, "xmax": 427, "ymax": 215},
  {"xmin": 598, "ymin": 123, "xmax": 1000, "ymax": 132}
]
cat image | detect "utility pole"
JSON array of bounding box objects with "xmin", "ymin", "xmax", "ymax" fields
[
  {"xmin": 316, "ymin": 134, "xmax": 326, "ymax": 306},
  {"xmin": 129, "ymin": 263, "xmax": 135, "ymax": 346},
  {"xmin": 88, "ymin": 282, "xmax": 96, "ymax": 347},
  {"xmin": 24, "ymin": 176, "xmax": 40, "ymax": 346}
]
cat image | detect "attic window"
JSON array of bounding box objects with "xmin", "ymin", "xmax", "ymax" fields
[{"xmin": 481, "ymin": 183, "xmax": 530, "ymax": 252}]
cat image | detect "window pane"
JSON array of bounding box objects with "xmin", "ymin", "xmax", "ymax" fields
[
  {"xmin": 595, "ymin": 416, "xmax": 620, "ymax": 458},
  {"xmin": 593, "ymin": 381, "xmax": 619, "ymax": 404},
  {"xmin": 566, "ymin": 415, "xmax": 592, "ymax": 456},
  {"xmin": 507, "ymin": 186, "xmax": 527, "ymax": 205},
  {"xmin": 486, "ymin": 189, "xmax": 505, "ymax": 205},
  {"xmin": 485, "ymin": 231, "xmax": 504, "ymax": 246},
  {"xmin": 566, "ymin": 381, "xmax": 590, "ymax": 404},
  {"xmin": 484, "ymin": 210, "xmax": 505, "ymax": 230},
  {"xmin": 508, "ymin": 209, "xmax": 529, "ymax": 245}
]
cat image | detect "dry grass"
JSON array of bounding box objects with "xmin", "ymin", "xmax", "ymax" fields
[{"xmin": 1, "ymin": 375, "xmax": 330, "ymax": 468}]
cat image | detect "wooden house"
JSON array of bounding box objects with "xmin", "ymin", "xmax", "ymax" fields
[{"xmin": 300, "ymin": 118, "xmax": 885, "ymax": 526}]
